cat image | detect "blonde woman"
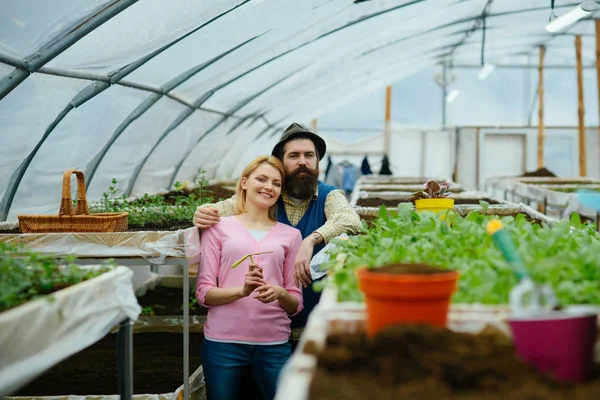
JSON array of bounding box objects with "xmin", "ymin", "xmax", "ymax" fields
[{"xmin": 196, "ymin": 155, "xmax": 303, "ymax": 400}]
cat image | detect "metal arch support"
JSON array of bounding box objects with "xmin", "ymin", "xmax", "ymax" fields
[
  {"xmin": 161, "ymin": 33, "xmax": 266, "ymax": 93},
  {"xmin": 226, "ymin": 115, "xmax": 254, "ymax": 135},
  {"xmin": 0, "ymin": 104, "xmax": 73, "ymax": 220},
  {"xmin": 108, "ymin": 1, "xmax": 253, "ymax": 84},
  {"xmin": 0, "ymin": 52, "xmax": 28, "ymax": 70},
  {"xmin": 125, "ymin": 106, "xmax": 194, "ymax": 197},
  {"xmin": 1, "ymin": 0, "xmax": 254, "ymax": 205},
  {"xmin": 0, "ymin": 70, "xmax": 29, "ymax": 100},
  {"xmin": 85, "ymin": 93, "xmax": 163, "ymax": 191},
  {"xmin": 0, "ymin": 0, "xmax": 138, "ymax": 102},
  {"xmin": 255, "ymin": 125, "xmax": 275, "ymax": 140},
  {"xmin": 221, "ymin": 68, "xmax": 305, "ymax": 119},
  {"xmin": 0, "ymin": 80, "xmax": 110, "ymax": 220},
  {"xmin": 167, "ymin": 116, "xmax": 229, "ymax": 189},
  {"xmin": 125, "ymin": 32, "xmax": 267, "ymax": 196}
]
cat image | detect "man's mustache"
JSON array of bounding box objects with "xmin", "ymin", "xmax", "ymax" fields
[{"xmin": 294, "ymin": 166, "xmax": 315, "ymax": 175}]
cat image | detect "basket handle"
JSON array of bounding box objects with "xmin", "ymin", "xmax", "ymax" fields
[{"xmin": 59, "ymin": 170, "xmax": 90, "ymax": 217}]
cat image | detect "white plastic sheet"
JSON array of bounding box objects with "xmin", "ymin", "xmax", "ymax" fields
[
  {"xmin": 0, "ymin": 227, "xmax": 201, "ymax": 263},
  {"xmin": 0, "ymin": 266, "xmax": 141, "ymax": 397}
]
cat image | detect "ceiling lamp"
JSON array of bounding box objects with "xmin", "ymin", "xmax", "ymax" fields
[
  {"xmin": 478, "ymin": 12, "xmax": 495, "ymax": 80},
  {"xmin": 478, "ymin": 63, "xmax": 496, "ymax": 80},
  {"xmin": 546, "ymin": 1, "xmax": 598, "ymax": 33},
  {"xmin": 446, "ymin": 89, "xmax": 460, "ymax": 103}
]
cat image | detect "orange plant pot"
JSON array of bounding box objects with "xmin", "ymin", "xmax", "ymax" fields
[{"xmin": 357, "ymin": 264, "xmax": 459, "ymax": 337}]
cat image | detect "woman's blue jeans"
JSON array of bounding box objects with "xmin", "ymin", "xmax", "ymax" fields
[{"xmin": 202, "ymin": 339, "xmax": 291, "ymax": 400}]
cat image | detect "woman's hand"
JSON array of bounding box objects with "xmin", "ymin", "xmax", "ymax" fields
[
  {"xmin": 241, "ymin": 263, "xmax": 266, "ymax": 297},
  {"xmin": 254, "ymin": 284, "xmax": 286, "ymax": 304}
]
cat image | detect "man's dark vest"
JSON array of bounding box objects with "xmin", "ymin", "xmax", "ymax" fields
[{"xmin": 276, "ymin": 181, "xmax": 336, "ymax": 329}]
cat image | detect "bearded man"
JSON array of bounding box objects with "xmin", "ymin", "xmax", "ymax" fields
[{"xmin": 193, "ymin": 122, "xmax": 362, "ymax": 341}]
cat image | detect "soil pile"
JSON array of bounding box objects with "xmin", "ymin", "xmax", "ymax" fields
[
  {"xmin": 521, "ymin": 167, "xmax": 557, "ymax": 178},
  {"xmin": 307, "ymin": 324, "xmax": 600, "ymax": 400}
]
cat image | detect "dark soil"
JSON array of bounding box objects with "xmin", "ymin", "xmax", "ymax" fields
[
  {"xmin": 137, "ymin": 285, "xmax": 208, "ymax": 317},
  {"xmin": 307, "ymin": 324, "xmax": 600, "ymax": 400},
  {"xmin": 14, "ymin": 331, "xmax": 266, "ymax": 400},
  {"xmin": 355, "ymin": 198, "xmax": 499, "ymax": 207},
  {"xmin": 372, "ymin": 264, "xmax": 450, "ymax": 275},
  {"xmin": 161, "ymin": 184, "xmax": 234, "ymax": 205},
  {"xmin": 127, "ymin": 220, "xmax": 193, "ymax": 231},
  {"xmin": 205, "ymin": 184, "xmax": 236, "ymax": 201},
  {"xmin": 14, "ymin": 332, "xmax": 204, "ymax": 396},
  {"xmin": 521, "ymin": 167, "xmax": 557, "ymax": 178}
]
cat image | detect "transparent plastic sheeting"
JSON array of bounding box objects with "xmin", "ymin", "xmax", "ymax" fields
[
  {"xmin": 0, "ymin": 266, "xmax": 141, "ymax": 397},
  {"xmin": 0, "ymin": 227, "xmax": 201, "ymax": 264},
  {"xmin": 274, "ymin": 287, "xmax": 600, "ymax": 400},
  {"xmin": 2, "ymin": 0, "xmax": 597, "ymax": 223}
]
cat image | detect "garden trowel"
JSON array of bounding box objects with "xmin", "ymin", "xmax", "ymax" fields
[{"xmin": 487, "ymin": 220, "xmax": 557, "ymax": 316}]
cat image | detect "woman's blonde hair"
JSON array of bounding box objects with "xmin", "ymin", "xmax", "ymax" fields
[{"xmin": 234, "ymin": 156, "xmax": 285, "ymax": 221}]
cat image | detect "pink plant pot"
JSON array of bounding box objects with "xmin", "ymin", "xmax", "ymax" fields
[{"xmin": 508, "ymin": 312, "xmax": 598, "ymax": 384}]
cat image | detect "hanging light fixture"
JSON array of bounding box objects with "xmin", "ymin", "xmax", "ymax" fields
[
  {"xmin": 546, "ymin": 1, "xmax": 598, "ymax": 33},
  {"xmin": 478, "ymin": 63, "xmax": 496, "ymax": 80},
  {"xmin": 446, "ymin": 89, "xmax": 461, "ymax": 103},
  {"xmin": 478, "ymin": 12, "xmax": 495, "ymax": 80}
]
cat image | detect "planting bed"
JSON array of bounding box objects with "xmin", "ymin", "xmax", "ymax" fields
[
  {"xmin": 137, "ymin": 284, "xmax": 208, "ymax": 317},
  {"xmin": 356, "ymin": 197, "xmax": 499, "ymax": 208},
  {"xmin": 307, "ymin": 324, "xmax": 600, "ymax": 400},
  {"xmin": 0, "ymin": 219, "xmax": 196, "ymax": 233},
  {"xmin": 358, "ymin": 184, "xmax": 463, "ymax": 193},
  {"xmin": 354, "ymin": 205, "xmax": 546, "ymax": 228},
  {"xmin": 13, "ymin": 331, "xmax": 204, "ymax": 396}
]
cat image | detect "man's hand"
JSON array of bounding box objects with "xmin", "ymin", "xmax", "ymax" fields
[
  {"xmin": 193, "ymin": 207, "xmax": 220, "ymax": 229},
  {"xmin": 293, "ymin": 237, "xmax": 317, "ymax": 288}
]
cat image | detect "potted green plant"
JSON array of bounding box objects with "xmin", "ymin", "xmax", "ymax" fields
[{"xmin": 410, "ymin": 180, "xmax": 454, "ymax": 213}]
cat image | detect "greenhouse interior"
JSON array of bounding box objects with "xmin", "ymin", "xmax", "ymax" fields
[{"xmin": 3, "ymin": 0, "xmax": 600, "ymax": 399}]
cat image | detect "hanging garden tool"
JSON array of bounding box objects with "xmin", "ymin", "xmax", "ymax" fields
[
  {"xmin": 487, "ymin": 220, "xmax": 557, "ymax": 316},
  {"xmin": 230, "ymin": 251, "xmax": 273, "ymax": 269}
]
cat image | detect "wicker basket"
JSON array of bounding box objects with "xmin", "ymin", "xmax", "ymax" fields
[{"xmin": 18, "ymin": 170, "xmax": 128, "ymax": 233}]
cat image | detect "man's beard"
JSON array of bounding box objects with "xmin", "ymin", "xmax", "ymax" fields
[{"xmin": 285, "ymin": 166, "xmax": 318, "ymax": 200}]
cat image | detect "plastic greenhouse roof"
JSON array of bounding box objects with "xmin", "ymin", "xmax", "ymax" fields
[{"xmin": 0, "ymin": 0, "xmax": 593, "ymax": 220}]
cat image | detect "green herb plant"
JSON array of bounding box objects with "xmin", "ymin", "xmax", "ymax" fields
[
  {"xmin": 90, "ymin": 169, "xmax": 214, "ymax": 229},
  {"xmin": 320, "ymin": 202, "xmax": 600, "ymax": 306},
  {"xmin": 0, "ymin": 242, "xmax": 114, "ymax": 312}
]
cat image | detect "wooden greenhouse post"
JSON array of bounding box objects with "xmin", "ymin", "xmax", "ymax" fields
[
  {"xmin": 576, "ymin": 35, "xmax": 587, "ymax": 176},
  {"xmin": 596, "ymin": 21, "xmax": 600, "ymax": 170},
  {"xmin": 384, "ymin": 85, "xmax": 392, "ymax": 152},
  {"xmin": 537, "ymin": 46, "xmax": 546, "ymax": 170}
]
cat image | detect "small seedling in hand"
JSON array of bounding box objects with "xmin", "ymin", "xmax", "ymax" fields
[{"xmin": 230, "ymin": 251, "xmax": 274, "ymax": 269}]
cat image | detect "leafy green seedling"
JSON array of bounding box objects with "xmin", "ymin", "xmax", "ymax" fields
[{"xmin": 230, "ymin": 251, "xmax": 274, "ymax": 269}]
